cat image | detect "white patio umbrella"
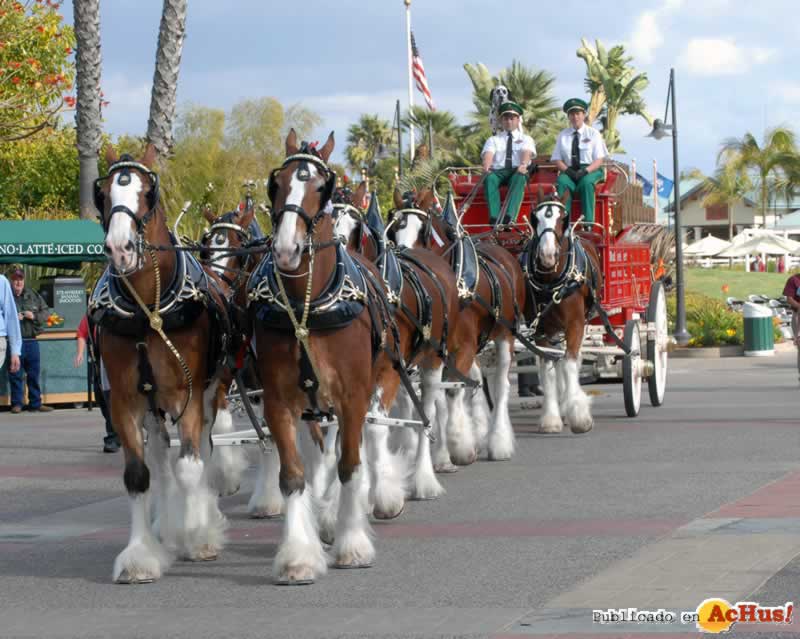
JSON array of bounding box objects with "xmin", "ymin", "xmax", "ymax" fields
[
  {"xmin": 717, "ymin": 234, "xmax": 800, "ymax": 257},
  {"xmin": 684, "ymin": 235, "xmax": 732, "ymax": 256}
]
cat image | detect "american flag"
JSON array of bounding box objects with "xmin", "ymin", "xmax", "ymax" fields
[{"xmin": 410, "ymin": 31, "xmax": 435, "ymax": 111}]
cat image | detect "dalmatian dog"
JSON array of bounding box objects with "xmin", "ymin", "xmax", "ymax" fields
[{"xmin": 489, "ymin": 85, "xmax": 523, "ymax": 135}]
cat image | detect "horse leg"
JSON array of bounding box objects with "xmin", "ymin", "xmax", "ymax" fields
[
  {"xmin": 174, "ymin": 381, "xmax": 228, "ymax": 561},
  {"xmin": 208, "ymin": 383, "xmax": 248, "ymax": 497},
  {"xmin": 388, "ymin": 386, "xmax": 417, "ymax": 455},
  {"xmin": 318, "ymin": 422, "xmax": 340, "ymax": 545},
  {"xmin": 146, "ymin": 411, "xmax": 179, "ymax": 548},
  {"xmin": 410, "ymin": 364, "xmax": 445, "ymax": 500},
  {"xmin": 365, "ymin": 382, "xmax": 408, "ymax": 520},
  {"xmin": 248, "ymin": 446, "xmax": 284, "ymax": 519},
  {"xmin": 332, "ymin": 397, "xmax": 374, "ymax": 568},
  {"xmin": 467, "ymin": 361, "xmax": 491, "ymax": 453},
  {"xmin": 538, "ymin": 352, "xmax": 564, "ymax": 433},
  {"xmin": 487, "ymin": 336, "xmax": 516, "ymax": 461},
  {"xmin": 561, "ymin": 354, "xmax": 593, "ymax": 433},
  {"xmin": 267, "ymin": 403, "xmax": 327, "ymax": 585},
  {"xmin": 112, "ymin": 397, "xmax": 172, "ymax": 584},
  {"xmin": 446, "ymin": 347, "xmax": 477, "ymax": 466}
]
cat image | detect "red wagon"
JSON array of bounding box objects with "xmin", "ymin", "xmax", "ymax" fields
[{"xmin": 445, "ymin": 161, "xmax": 670, "ymax": 416}]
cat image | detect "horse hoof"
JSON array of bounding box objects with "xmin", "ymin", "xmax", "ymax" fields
[
  {"xmin": 570, "ymin": 421, "xmax": 593, "ymax": 434},
  {"xmin": 538, "ymin": 416, "xmax": 564, "ymax": 434},
  {"xmin": 487, "ymin": 451, "xmax": 512, "ymax": 462},
  {"xmin": 319, "ymin": 529, "xmax": 335, "ymax": 546},
  {"xmin": 218, "ymin": 484, "xmax": 241, "ymax": 498},
  {"xmin": 334, "ymin": 558, "xmax": 373, "ymax": 569},
  {"xmin": 275, "ymin": 565, "xmax": 316, "ymax": 586},
  {"xmin": 249, "ymin": 509, "xmax": 283, "ymax": 520},
  {"xmin": 434, "ymin": 462, "xmax": 459, "ymax": 474},
  {"xmin": 373, "ymin": 502, "xmax": 405, "ymax": 520},
  {"xmin": 115, "ymin": 570, "xmax": 155, "ymax": 585},
  {"xmin": 450, "ymin": 449, "xmax": 478, "ymax": 466}
]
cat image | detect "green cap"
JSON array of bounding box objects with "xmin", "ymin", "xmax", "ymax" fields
[
  {"xmin": 563, "ymin": 98, "xmax": 588, "ymax": 114},
  {"xmin": 499, "ymin": 101, "xmax": 523, "ymax": 117}
]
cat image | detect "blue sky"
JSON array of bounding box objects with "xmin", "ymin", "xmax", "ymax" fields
[{"xmin": 61, "ymin": 0, "xmax": 799, "ymax": 183}]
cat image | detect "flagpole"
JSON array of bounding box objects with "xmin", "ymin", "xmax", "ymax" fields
[
  {"xmin": 653, "ymin": 159, "xmax": 659, "ymax": 222},
  {"xmin": 631, "ymin": 158, "xmax": 636, "ymax": 185},
  {"xmin": 404, "ymin": 0, "xmax": 415, "ymax": 162}
]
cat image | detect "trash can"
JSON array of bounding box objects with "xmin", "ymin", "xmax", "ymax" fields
[{"xmin": 743, "ymin": 302, "xmax": 774, "ymax": 357}]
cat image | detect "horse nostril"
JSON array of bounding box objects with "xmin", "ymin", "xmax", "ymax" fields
[
  {"xmin": 124, "ymin": 240, "xmax": 134, "ymax": 252},
  {"xmin": 293, "ymin": 244, "xmax": 301, "ymax": 256},
  {"xmin": 104, "ymin": 245, "xmax": 113, "ymax": 256}
]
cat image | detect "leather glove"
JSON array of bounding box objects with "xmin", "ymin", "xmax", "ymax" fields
[
  {"xmin": 575, "ymin": 168, "xmax": 588, "ymax": 181},
  {"xmin": 565, "ymin": 168, "xmax": 579, "ymax": 182}
]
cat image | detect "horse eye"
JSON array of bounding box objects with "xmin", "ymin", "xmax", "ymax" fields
[{"xmin": 214, "ymin": 235, "xmax": 225, "ymax": 245}]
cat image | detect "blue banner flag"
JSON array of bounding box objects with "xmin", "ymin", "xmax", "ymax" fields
[
  {"xmin": 636, "ymin": 173, "xmax": 653, "ymax": 196},
  {"xmin": 656, "ymin": 172, "xmax": 674, "ymax": 198}
]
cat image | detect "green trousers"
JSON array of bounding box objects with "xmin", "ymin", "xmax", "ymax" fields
[
  {"xmin": 555, "ymin": 167, "xmax": 604, "ymax": 224},
  {"xmin": 484, "ymin": 168, "xmax": 528, "ymax": 223}
]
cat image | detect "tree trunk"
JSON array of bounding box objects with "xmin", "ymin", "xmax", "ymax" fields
[
  {"xmin": 146, "ymin": 0, "xmax": 188, "ymax": 160},
  {"xmin": 73, "ymin": 0, "xmax": 103, "ymax": 220}
]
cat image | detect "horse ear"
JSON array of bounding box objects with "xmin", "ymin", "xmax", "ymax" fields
[
  {"xmin": 286, "ymin": 129, "xmax": 299, "ymax": 156},
  {"xmin": 202, "ymin": 205, "xmax": 215, "ymax": 224},
  {"xmin": 105, "ymin": 144, "xmax": 119, "ymax": 166},
  {"xmin": 141, "ymin": 143, "xmax": 158, "ymax": 168},
  {"xmin": 318, "ymin": 132, "xmax": 335, "ymax": 163},
  {"xmin": 393, "ymin": 189, "xmax": 404, "ymax": 209},
  {"xmin": 417, "ymin": 188, "xmax": 434, "ymax": 211},
  {"xmin": 353, "ymin": 181, "xmax": 367, "ymax": 208}
]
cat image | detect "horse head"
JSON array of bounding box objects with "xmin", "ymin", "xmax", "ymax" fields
[
  {"xmin": 388, "ymin": 188, "xmax": 440, "ymax": 250},
  {"xmin": 531, "ymin": 185, "xmax": 570, "ymax": 273},
  {"xmin": 95, "ymin": 143, "xmax": 162, "ymax": 275},
  {"xmin": 332, "ymin": 181, "xmax": 368, "ymax": 252},
  {"xmin": 200, "ymin": 204, "xmax": 257, "ymax": 279},
  {"xmin": 267, "ymin": 129, "xmax": 336, "ymax": 272}
]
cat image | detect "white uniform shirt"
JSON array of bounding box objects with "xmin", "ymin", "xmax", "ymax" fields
[
  {"xmin": 482, "ymin": 128, "xmax": 536, "ymax": 170},
  {"xmin": 550, "ymin": 124, "xmax": 607, "ymax": 166}
]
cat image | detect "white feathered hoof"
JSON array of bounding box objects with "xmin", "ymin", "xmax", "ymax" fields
[
  {"xmin": 274, "ymin": 563, "xmax": 318, "ymax": 586},
  {"xmin": 372, "ymin": 499, "xmax": 405, "ymax": 520},
  {"xmin": 448, "ymin": 438, "xmax": 478, "ymax": 466},
  {"xmin": 249, "ymin": 506, "xmax": 284, "ymax": 519},
  {"xmin": 113, "ymin": 541, "xmax": 171, "ymax": 584},
  {"xmin": 272, "ymin": 545, "xmax": 328, "ymax": 586},
  {"xmin": 182, "ymin": 544, "xmax": 218, "ymax": 562},
  {"xmin": 487, "ymin": 434, "xmax": 515, "ymax": 461},
  {"xmin": 539, "ymin": 414, "xmax": 564, "ymax": 434},
  {"xmin": 565, "ymin": 400, "xmax": 593, "ymax": 434},
  {"xmin": 333, "ymin": 530, "xmax": 375, "ymax": 569}
]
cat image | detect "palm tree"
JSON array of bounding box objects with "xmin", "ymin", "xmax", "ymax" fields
[
  {"xmin": 463, "ymin": 60, "xmax": 560, "ymax": 156},
  {"xmin": 402, "ymin": 106, "xmax": 461, "ymax": 162},
  {"xmin": 146, "ymin": 0, "xmax": 188, "ymax": 159},
  {"xmin": 72, "ymin": 0, "xmax": 103, "ymax": 220},
  {"xmin": 719, "ymin": 127, "xmax": 797, "ymax": 228},
  {"xmin": 577, "ymin": 38, "xmax": 651, "ymax": 154},
  {"xmin": 345, "ymin": 114, "xmax": 392, "ymax": 174}
]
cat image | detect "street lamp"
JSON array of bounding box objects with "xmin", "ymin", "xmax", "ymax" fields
[{"xmin": 648, "ymin": 67, "xmax": 690, "ymax": 346}]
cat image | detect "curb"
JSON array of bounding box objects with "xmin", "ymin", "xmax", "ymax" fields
[{"xmin": 671, "ymin": 341, "xmax": 794, "ymax": 359}]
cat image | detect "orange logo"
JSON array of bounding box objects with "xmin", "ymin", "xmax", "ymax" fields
[{"xmin": 696, "ymin": 599, "xmax": 794, "ymax": 634}]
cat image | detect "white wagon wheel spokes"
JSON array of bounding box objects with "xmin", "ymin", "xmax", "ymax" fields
[
  {"xmin": 622, "ymin": 319, "xmax": 642, "ymax": 417},
  {"xmin": 647, "ymin": 281, "xmax": 668, "ymax": 406}
]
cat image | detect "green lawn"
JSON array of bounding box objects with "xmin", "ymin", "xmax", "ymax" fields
[{"xmin": 684, "ymin": 267, "xmax": 790, "ymax": 301}]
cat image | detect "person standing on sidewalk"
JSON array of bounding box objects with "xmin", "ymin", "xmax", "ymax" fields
[
  {"xmin": 74, "ymin": 315, "xmax": 119, "ymax": 452},
  {"xmin": 783, "ymin": 270, "xmax": 800, "ymax": 383},
  {"xmin": 0, "ymin": 274, "xmax": 22, "ymax": 378},
  {"xmin": 8, "ymin": 268, "xmax": 53, "ymax": 413}
]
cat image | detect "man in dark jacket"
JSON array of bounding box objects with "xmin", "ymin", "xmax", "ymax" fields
[{"xmin": 9, "ymin": 268, "xmax": 53, "ymax": 413}]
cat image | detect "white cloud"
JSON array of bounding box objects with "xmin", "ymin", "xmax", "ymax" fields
[
  {"xmin": 630, "ymin": 12, "xmax": 663, "ymax": 64},
  {"xmin": 680, "ymin": 38, "xmax": 776, "ymax": 76}
]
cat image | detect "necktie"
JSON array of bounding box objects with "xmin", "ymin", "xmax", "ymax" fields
[
  {"xmin": 571, "ymin": 130, "xmax": 580, "ymax": 170},
  {"xmin": 505, "ymin": 131, "xmax": 513, "ymax": 170}
]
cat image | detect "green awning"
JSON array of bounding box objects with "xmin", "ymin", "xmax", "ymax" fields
[{"xmin": 0, "ymin": 220, "xmax": 107, "ymax": 266}]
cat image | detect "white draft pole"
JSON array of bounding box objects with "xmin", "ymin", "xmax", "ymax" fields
[{"xmin": 405, "ymin": 0, "xmax": 415, "ymax": 162}]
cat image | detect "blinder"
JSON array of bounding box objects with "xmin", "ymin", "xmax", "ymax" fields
[{"xmin": 93, "ymin": 157, "xmax": 161, "ymax": 233}]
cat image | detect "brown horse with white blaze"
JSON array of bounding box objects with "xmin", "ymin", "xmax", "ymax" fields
[
  {"xmin": 523, "ymin": 189, "xmax": 603, "ymax": 433},
  {"xmin": 249, "ymin": 131, "xmax": 416, "ymax": 583},
  {"xmin": 91, "ymin": 144, "xmax": 231, "ymax": 583}
]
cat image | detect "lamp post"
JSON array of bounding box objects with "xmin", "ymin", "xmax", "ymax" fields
[{"xmin": 648, "ymin": 67, "xmax": 690, "ymax": 346}]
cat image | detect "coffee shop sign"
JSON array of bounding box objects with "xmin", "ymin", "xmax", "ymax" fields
[{"xmin": 0, "ymin": 243, "xmax": 104, "ymax": 256}]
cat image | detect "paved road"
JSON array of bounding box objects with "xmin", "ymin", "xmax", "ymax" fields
[{"xmin": 0, "ymin": 350, "xmax": 798, "ymax": 638}]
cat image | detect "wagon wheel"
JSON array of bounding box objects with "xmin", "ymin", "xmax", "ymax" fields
[
  {"xmin": 603, "ymin": 160, "xmax": 631, "ymax": 198},
  {"xmin": 622, "ymin": 319, "xmax": 642, "ymax": 417},
  {"xmin": 646, "ymin": 281, "xmax": 668, "ymax": 406}
]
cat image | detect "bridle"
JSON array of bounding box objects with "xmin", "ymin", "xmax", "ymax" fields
[
  {"xmin": 530, "ymin": 199, "xmax": 570, "ymax": 275},
  {"xmin": 93, "ymin": 157, "xmax": 161, "ymax": 274},
  {"xmin": 267, "ymin": 148, "xmax": 336, "ymax": 247},
  {"xmin": 386, "ymin": 207, "xmax": 434, "ymax": 248},
  {"xmin": 332, "ymin": 203, "xmax": 368, "ymax": 253},
  {"xmin": 200, "ymin": 212, "xmax": 255, "ymax": 288}
]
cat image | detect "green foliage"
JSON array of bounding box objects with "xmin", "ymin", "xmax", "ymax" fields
[
  {"xmin": 345, "ymin": 113, "xmax": 392, "ymax": 174},
  {"xmin": 0, "ymin": 0, "xmax": 76, "ymax": 141},
  {"xmin": 667, "ymin": 292, "xmax": 744, "ymax": 346},
  {"xmin": 463, "ymin": 60, "xmax": 561, "ymax": 157},
  {"xmin": 576, "ymin": 39, "xmax": 650, "ymax": 154},
  {"xmin": 0, "ymin": 124, "xmax": 80, "ymax": 218}
]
